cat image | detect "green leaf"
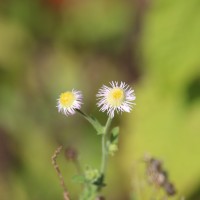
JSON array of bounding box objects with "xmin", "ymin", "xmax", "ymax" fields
[
  {"xmin": 93, "ymin": 174, "xmax": 106, "ymax": 188},
  {"xmin": 72, "ymin": 174, "xmax": 85, "ymax": 184},
  {"xmin": 90, "ymin": 116, "xmax": 104, "ymax": 135},
  {"xmin": 110, "ymin": 126, "xmax": 119, "ymax": 143},
  {"xmin": 76, "ymin": 109, "xmax": 104, "ymax": 134},
  {"xmin": 111, "ymin": 126, "xmax": 119, "ymax": 136}
]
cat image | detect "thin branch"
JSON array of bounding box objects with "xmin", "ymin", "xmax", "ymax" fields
[{"xmin": 52, "ymin": 146, "xmax": 71, "ymax": 200}]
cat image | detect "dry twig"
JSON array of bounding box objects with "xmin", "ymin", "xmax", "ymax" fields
[{"xmin": 52, "ymin": 146, "xmax": 71, "ymax": 200}]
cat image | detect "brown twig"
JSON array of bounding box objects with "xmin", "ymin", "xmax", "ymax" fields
[{"xmin": 52, "ymin": 146, "xmax": 71, "ymax": 200}]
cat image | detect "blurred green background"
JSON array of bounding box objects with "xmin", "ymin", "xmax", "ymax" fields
[{"xmin": 0, "ymin": 0, "xmax": 200, "ymax": 199}]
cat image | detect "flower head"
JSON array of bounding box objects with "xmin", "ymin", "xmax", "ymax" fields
[
  {"xmin": 57, "ymin": 89, "xmax": 83, "ymax": 116},
  {"xmin": 96, "ymin": 81, "xmax": 136, "ymax": 118}
]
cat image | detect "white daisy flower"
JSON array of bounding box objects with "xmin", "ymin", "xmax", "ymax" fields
[
  {"xmin": 57, "ymin": 89, "xmax": 83, "ymax": 116},
  {"xmin": 96, "ymin": 81, "xmax": 136, "ymax": 118}
]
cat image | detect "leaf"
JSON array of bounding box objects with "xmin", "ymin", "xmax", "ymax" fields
[
  {"xmin": 93, "ymin": 174, "xmax": 106, "ymax": 188},
  {"xmin": 76, "ymin": 109, "xmax": 104, "ymax": 134},
  {"xmin": 110, "ymin": 126, "xmax": 119, "ymax": 143},
  {"xmin": 90, "ymin": 116, "xmax": 104, "ymax": 135},
  {"xmin": 111, "ymin": 126, "xmax": 119, "ymax": 136}
]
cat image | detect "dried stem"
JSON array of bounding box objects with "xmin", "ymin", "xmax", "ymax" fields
[{"xmin": 52, "ymin": 146, "xmax": 71, "ymax": 200}]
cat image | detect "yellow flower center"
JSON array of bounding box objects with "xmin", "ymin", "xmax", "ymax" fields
[
  {"xmin": 59, "ymin": 92, "xmax": 75, "ymax": 107},
  {"xmin": 107, "ymin": 88, "xmax": 125, "ymax": 107}
]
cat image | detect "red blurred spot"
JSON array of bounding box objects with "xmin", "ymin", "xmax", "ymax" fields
[
  {"xmin": 48, "ymin": 0, "xmax": 65, "ymax": 6},
  {"xmin": 41, "ymin": 0, "xmax": 78, "ymax": 12},
  {"xmin": 41, "ymin": 0, "xmax": 66, "ymax": 11}
]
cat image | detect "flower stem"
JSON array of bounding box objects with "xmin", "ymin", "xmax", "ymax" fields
[{"xmin": 100, "ymin": 117, "xmax": 112, "ymax": 189}]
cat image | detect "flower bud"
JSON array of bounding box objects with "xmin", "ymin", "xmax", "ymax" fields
[
  {"xmin": 85, "ymin": 167, "xmax": 100, "ymax": 183},
  {"xmin": 108, "ymin": 143, "xmax": 118, "ymax": 156}
]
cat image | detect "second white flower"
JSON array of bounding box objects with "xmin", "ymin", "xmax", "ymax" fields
[{"xmin": 96, "ymin": 81, "xmax": 136, "ymax": 118}]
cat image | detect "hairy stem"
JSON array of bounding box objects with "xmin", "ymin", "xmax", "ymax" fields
[
  {"xmin": 100, "ymin": 117, "xmax": 112, "ymax": 188},
  {"xmin": 52, "ymin": 146, "xmax": 71, "ymax": 200}
]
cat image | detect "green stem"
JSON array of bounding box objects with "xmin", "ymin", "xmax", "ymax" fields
[
  {"xmin": 100, "ymin": 117, "xmax": 112, "ymax": 188},
  {"xmin": 76, "ymin": 109, "xmax": 113, "ymax": 193}
]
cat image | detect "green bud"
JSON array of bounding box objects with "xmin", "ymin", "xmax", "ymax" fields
[
  {"xmin": 108, "ymin": 143, "xmax": 118, "ymax": 156},
  {"xmin": 85, "ymin": 167, "xmax": 100, "ymax": 183}
]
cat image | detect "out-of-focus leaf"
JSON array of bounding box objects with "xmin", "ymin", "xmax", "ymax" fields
[{"xmin": 122, "ymin": 0, "xmax": 200, "ymax": 199}]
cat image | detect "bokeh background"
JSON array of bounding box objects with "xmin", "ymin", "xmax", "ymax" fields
[{"xmin": 0, "ymin": 0, "xmax": 200, "ymax": 199}]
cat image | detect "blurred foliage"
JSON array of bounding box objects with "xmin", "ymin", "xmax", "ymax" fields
[
  {"xmin": 122, "ymin": 0, "xmax": 200, "ymax": 199},
  {"xmin": 0, "ymin": 0, "xmax": 200, "ymax": 199}
]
